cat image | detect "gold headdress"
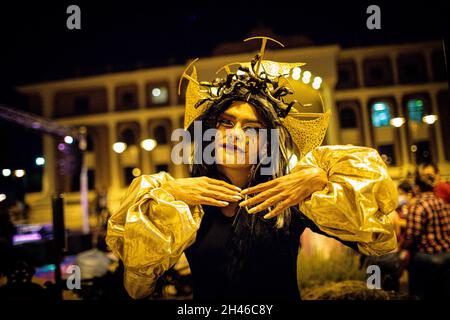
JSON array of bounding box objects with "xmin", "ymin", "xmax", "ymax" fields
[{"xmin": 179, "ymin": 36, "xmax": 331, "ymax": 157}]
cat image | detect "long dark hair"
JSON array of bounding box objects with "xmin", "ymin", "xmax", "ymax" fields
[{"xmin": 188, "ymin": 87, "xmax": 297, "ymax": 281}]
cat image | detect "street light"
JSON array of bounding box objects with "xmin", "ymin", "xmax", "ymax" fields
[
  {"xmin": 35, "ymin": 157, "xmax": 45, "ymax": 166},
  {"xmin": 113, "ymin": 142, "xmax": 127, "ymax": 154},
  {"xmin": 64, "ymin": 135, "xmax": 74, "ymax": 144},
  {"xmin": 152, "ymin": 88, "xmax": 161, "ymax": 97},
  {"xmin": 390, "ymin": 117, "xmax": 406, "ymax": 128},
  {"xmin": 140, "ymin": 139, "xmax": 157, "ymax": 151},
  {"xmin": 14, "ymin": 169, "xmax": 25, "ymax": 178},
  {"xmin": 422, "ymin": 114, "xmax": 438, "ymax": 125}
]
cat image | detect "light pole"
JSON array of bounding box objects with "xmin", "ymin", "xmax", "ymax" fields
[{"xmin": 78, "ymin": 126, "xmax": 90, "ymax": 234}]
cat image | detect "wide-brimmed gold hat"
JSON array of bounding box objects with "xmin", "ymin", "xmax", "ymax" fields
[{"xmin": 179, "ymin": 36, "xmax": 331, "ymax": 158}]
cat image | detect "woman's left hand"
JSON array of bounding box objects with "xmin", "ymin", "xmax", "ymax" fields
[{"xmin": 238, "ymin": 166, "xmax": 328, "ymax": 219}]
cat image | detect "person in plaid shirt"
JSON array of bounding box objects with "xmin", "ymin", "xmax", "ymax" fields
[{"xmin": 402, "ymin": 166, "xmax": 450, "ymax": 299}]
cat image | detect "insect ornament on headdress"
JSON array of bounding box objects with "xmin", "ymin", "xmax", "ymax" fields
[{"xmin": 178, "ymin": 36, "xmax": 331, "ymax": 158}]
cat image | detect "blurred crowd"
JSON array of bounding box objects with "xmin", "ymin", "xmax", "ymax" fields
[{"xmin": 365, "ymin": 163, "xmax": 450, "ymax": 299}]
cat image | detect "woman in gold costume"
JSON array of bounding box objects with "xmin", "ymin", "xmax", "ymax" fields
[{"xmin": 106, "ymin": 37, "xmax": 398, "ymax": 300}]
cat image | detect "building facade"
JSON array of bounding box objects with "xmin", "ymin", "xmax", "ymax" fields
[{"xmin": 16, "ymin": 41, "xmax": 449, "ymax": 228}]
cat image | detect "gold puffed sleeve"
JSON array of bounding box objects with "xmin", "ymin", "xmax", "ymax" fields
[
  {"xmin": 295, "ymin": 145, "xmax": 398, "ymax": 256},
  {"xmin": 106, "ymin": 172, "xmax": 203, "ymax": 299}
]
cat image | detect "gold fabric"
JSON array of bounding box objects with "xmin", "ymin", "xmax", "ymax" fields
[
  {"xmin": 106, "ymin": 172, "xmax": 203, "ymax": 299},
  {"xmin": 295, "ymin": 145, "xmax": 398, "ymax": 255},
  {"xmin": 106, "ymin": 146, "xmax": 397, "ymax": 299}
]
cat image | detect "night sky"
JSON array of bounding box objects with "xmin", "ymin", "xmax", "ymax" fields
[
  {"xmin": 0, "ymin": 0, "xmax": 449, "ymax": 190},
  {"xmin": 0, "ymin": 0, "xmax": 448, "ymax": 87}
]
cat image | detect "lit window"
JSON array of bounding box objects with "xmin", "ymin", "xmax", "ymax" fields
[
  {"xmin": 371, "ymin": 102, "xmax": 391, "ymax": 127},
  {"xmin": 149, "ymin": 86, "xmax": 169, "ymax": 105},
  {"xmin": 407, "ymin": 99, "xmax": 424, "ymax": 123}
]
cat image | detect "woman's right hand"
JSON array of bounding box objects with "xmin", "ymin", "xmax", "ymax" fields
[{"xmin": 161, "ymin": 177, "xmax": 243, "ymax": 207}]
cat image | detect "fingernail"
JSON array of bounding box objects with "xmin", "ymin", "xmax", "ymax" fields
[
  {"xmin": 248, "ymin": 207, "xmax": 256, "ymax": 214},
  {"xmin": 221, "ymin": 201, "xmax": 229, "ymax": 206},
  {"xmin": 263, "ymin": 213, "xmax": 272, "ymax": 219},
  {"xmin": 231, "ymin": 195, "xmax": 242, "ymax": 200},
  {"xmin": 239, "ymin": 200, "xmax": 248, "ymax": 206},
  {"xmin": 241, "ymin": 189, "xmax": 248, "ymax": 195}
]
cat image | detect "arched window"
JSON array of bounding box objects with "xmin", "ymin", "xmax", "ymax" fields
[
  {"xmin": 121, "ymin": 128, "xmax": 137, "ymax": 146},
  {"xmin": 432, "ymin": 49, "xmax": 447, "ymax": 82},
  {"xmin": 407, "ymin": 99, "xmax": 424, "ymax": 123},
  {"xmin": 363, "ymin": 57, "xmax": 394, "ymax": 87},
  {"xmin": 378, "ymin": 144, "xmax": 396, "ymax": 166},
  {"xmin": 336, "ymin": 60, "xmax": 358, "ymax": 89},
  {"xmin": 371, "ymin": 102, "xmax": 391, "ymax": 127},
  {"xmin": 121, "ymin": 92, "xmax": 136, "ymax": 108},
  {"xmin": 339, "ymin": 107, "xmax": 357, "ymax": 128},
  {"xmin": 397, "ymin": 53, "xmax": 428, "ymax": 84},
  {"xmin": 154, "ymin": 125, "xmax": 168, "ymax": 144},
  {"xmin": 369, "ymin": 97, "xmax": 399, "ymax": 166},
  {"xmin": 155, "ymin": 164, "xmax": 169, "ymax": 173},
  {"xmin": 116, "ymin": 84, "xmax": 138, "ymax": 111},
  {"xmin": 403, "ymin": 93, "xmax": 435, "ymax": 165},
  {"xmin": 74, "ymin": 96, "xmax": 90, "ymax": 115},
  {"xmin": 86, "ymin": 133, "xmax": 94, "ymax": 152},
  {"xmin": 413, "ymin": 140, "xmax": 432, "ymax": 165}
]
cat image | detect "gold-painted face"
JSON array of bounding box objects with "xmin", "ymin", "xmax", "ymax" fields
[{"xmin": 215, "ymin": 101, "xmax": 266, "ymax": 168}]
